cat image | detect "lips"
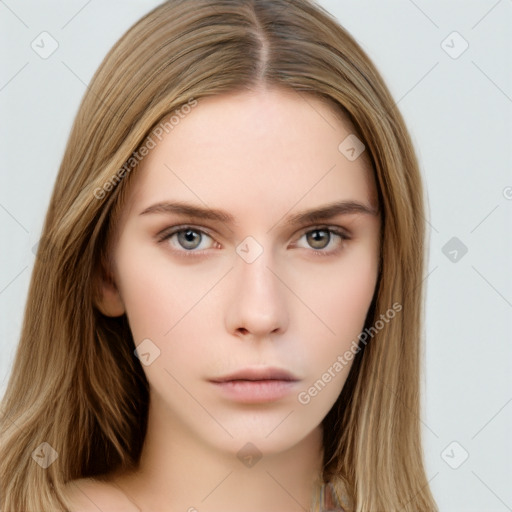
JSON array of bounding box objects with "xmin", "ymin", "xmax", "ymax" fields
[{"xmin": 209, "ymin": 366, "xmax": 299, "ymax": 383}]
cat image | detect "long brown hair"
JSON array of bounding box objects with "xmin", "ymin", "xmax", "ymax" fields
[{"xmin": 0, "ymin": 1, "xmax": 437, "ymax": 510}]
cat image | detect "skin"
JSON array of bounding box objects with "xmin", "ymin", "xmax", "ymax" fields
[{"xmin": 65, "ymin": 86, "xmax": 381, "ymax": 512}]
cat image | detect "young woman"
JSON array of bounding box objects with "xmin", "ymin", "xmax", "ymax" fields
[{"xmin": 0, "ymin": 1, "xmax": 438, "ymax": 511}]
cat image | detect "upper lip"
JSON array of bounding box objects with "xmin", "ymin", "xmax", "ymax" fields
[{"xmin": 209, "ymin": 367, "xmax": 299, "ymax": 383}]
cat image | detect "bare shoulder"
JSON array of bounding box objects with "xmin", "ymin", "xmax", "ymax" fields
[{"xmin": 63, "ymin": 477, "xmax": 140, "ymax": 512}]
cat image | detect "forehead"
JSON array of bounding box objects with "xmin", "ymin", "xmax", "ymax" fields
[{"xmin": 123, "ymin": 87, "xmax": 377, "ymax": 221}]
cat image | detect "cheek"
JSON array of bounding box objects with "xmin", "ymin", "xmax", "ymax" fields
[
  {"xmin": 292, "ymin": 248, "xmax": 378, "ymax": 392},
  {"xmin": 113, "ymin": 246, "xmax": 220, "ymax": 398},
  {"xmin": 323, "ymin": 260, "xmax": 377, "ymax": 334},
  {"xmin": 114, "ymin": 240, "xmax": 224, "ymax": 343},
  {"xmin": 295, "ymin": 247, "xmax": 378, "ymax": 341}
]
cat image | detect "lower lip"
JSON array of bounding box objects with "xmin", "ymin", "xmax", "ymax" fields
[{"xmin": 210, "ymin": 379, "xmax": 298, "ymax": 403}]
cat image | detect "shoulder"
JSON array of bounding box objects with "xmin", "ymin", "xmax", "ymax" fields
[{"xmin": 62, "ymin": 477, "xmax": 139, "ymax": 512}]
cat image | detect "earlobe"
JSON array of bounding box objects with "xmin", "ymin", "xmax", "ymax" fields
[{"xmin": 94, "ymin": 269, "xmax": 126, "ymax": 317}]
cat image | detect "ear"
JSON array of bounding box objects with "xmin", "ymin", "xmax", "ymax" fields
[{"xmin": 93, "ymin": 263, "xmax": 126, "ymax": 317}]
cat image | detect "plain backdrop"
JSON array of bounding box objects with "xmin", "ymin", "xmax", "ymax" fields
[{"xmin": 1, "ymin": 1, "xmax": 511, "ymax": 511}]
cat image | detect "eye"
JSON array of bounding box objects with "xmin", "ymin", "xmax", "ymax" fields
[
  {"xmin": 156, "ymin": 224, "xmax": 350, "ymax": 257},
  {"xmin": 295, "ymin": 227, "xmax": 349, "ymax": 255},
  {"xmin": 157, "ymin": 226, "xmax": 217, "ymax": 253}
]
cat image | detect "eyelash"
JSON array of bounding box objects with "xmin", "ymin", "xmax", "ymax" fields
[{"xmin": 156, "ymin": 224, "xmax": 350, "ymax": 258}]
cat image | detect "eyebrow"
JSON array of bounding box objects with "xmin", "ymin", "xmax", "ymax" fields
[{"xmin": 139, "ymin": 200, "xmax": 379, "ymax": 227}]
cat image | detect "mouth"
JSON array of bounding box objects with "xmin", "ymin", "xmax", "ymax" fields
[
  {"xmin": 208, "ymin": 367, "xmax": 300, "ymax": 403},
  {"xmin": 209, "ymin": 366, "xmax": 299, "ymax": 383}
]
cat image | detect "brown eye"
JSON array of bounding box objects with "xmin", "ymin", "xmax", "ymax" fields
[
  {"xmin": 295, "ymin": 227, "xmax": 349, "ymax": 255},
  {"xmin": 306, "ymin": 229, "xmax": 331, "ymax": 249}
]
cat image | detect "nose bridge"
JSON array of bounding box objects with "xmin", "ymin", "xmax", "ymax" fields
[
  {"xmin": 238, "ymin": 247, "xmax": 276, "ymax": 299},
  {"xmin": 227, "ymin": 235, "xmax": 288, "ymax": 336}
]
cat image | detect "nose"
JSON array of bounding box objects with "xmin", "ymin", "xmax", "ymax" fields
[{"xmin": 224, "ymin": 243, "xmax": 289, "ymax": 340}]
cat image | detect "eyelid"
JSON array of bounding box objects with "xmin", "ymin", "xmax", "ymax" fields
[
  {"xmin": 156, "ymin": 223, "xmax": 215, "ymax": 240},
  {"xmin": 296, "ymin": 224, "xmax": 351, "ymax": 238}
]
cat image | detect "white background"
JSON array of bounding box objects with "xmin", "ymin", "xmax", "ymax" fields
[{"xmin": 1, "ymin": 1, "xmax": 511, "ymax": 510}]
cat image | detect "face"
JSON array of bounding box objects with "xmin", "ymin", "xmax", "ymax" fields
[{"xmin": 100, "ymin": 87, "xmax": 381, "ymax": 457}]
